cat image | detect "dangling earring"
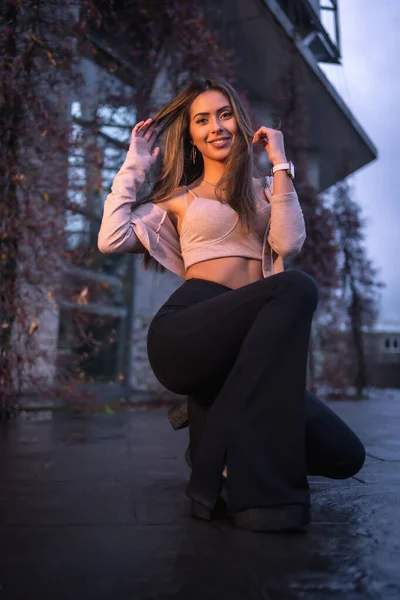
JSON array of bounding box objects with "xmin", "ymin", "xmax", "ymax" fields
[{"xmin": 190, "ymin": 142, "xmax": 197, "ymax": 164}]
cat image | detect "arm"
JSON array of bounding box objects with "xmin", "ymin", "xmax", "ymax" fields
[
  {"xmin": 98, "ymin": 118, "xmax": 160, "ymax": 255},
  {"xmin": 97, "ymin": 156, "xmax": 148, "ymax": 254},
  {"xmin": 265, "ymin": 173, "xmax": 306, "ymax": 257},
  {"xmin": 252, "ymin": 125, "xmax": 306, "ymax": 257}
]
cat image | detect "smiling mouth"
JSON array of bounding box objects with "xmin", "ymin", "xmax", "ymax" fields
[{"xmin": 208, "ymin": 138, "xmax": 231, "ymax": 146}]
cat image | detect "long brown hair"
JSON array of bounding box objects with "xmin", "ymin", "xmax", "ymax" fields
[{"xmin": 138, "ymin": 77, "xmax": 262, "ymax": 272}]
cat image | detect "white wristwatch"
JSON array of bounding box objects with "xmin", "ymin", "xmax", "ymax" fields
[{"xmin": 271, "ymin": 160, "xmax": 295, "ymax": 179}]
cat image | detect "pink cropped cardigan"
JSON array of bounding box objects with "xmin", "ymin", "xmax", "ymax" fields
[{"xmin": 98, "ymin": 151, "xmax": 307, "ymax": 279}]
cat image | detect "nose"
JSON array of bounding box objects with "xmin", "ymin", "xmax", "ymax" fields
[{"xmin": 210, "ymin": 116, "xmax": 224, "ymax": 134}]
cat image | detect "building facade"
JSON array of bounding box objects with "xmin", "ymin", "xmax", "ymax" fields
[
  {"xmin": 365, "ymin": 323, "xmax": 400, "ymax": 388},
  {"xmin": 15, "ymin": 1, "xmax": 381, "ymax": 399}
]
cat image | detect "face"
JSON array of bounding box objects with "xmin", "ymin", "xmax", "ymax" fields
[{"xmin": 189, "ymin": 90, "xmax": 238, "ymax": 162}]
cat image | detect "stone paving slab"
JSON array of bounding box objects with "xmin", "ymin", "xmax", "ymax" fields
[{"xmin": 0, "ymin": 389, "xmax": 399, "ymax": 599}]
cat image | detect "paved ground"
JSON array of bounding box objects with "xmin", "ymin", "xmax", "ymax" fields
[{"xmin": 0, "ymin": 389, "xmax": 399, "ymax": 600}]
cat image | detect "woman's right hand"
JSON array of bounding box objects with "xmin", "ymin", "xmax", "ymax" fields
[{"xmin": 128, "ymin": 118, "xmax": 160, "ymax": 171}]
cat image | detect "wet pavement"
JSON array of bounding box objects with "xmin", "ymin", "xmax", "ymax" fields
[{"xmin": 0, "ymin": 389, "xmax": 399, "ymax": 600}]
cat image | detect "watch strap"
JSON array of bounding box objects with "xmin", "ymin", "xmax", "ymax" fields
[
  {"xmin": 271, "ymin": 160, "xmax": 294, "ymax": 179},
  {"xmin": 272, "ymin": 162, "xmax": 290, "ymax": 174}
]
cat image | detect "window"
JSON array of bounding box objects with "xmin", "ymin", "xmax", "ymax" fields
[
  {"xmin": 383, "ymin": 336, "xmax": 400, "ymax": 354},
  {"xmin": 60, "ymin": 73, "xmax": 138, "ymax": 384}
]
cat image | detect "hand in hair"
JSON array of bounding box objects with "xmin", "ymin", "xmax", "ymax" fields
[
  {"xmin": 128, "ymin": 118, "xmax": 160, "ymax": 171},
  {"xmin": 252, "ymin": 126, "xmax": 287, "ymax": 167}
]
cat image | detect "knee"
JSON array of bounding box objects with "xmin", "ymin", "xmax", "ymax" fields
[
  {"xmin": 332, "ymin": 439, "xmax": 366, "ymax": 480},
  {"xmin": 278, "ymin": 269, "xmax": 319, "ymax": 311},
  {"xmin": 347, "ymin": 438, "xmax": 366, "ymax": 478}
]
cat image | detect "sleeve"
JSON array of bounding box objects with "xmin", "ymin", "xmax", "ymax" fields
[
  {"xmin": 263, "ymin": 175, "xmax": 306, "ymax": 257},
  {"xmin": 97, "ymin": 151, "xmax": 152, "ymax": 255}
]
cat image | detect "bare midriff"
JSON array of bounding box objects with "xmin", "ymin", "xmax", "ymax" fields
[
  {"xmin": 184, "ymin": 256, "xmax": 263, "ymax": 289},
  {"xmin": 156, "ymin": 182, "xmax": 265, "ymax": 290}
]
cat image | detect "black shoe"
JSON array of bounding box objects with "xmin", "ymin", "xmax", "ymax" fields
[
  {"xmin": 185, "ymin": 438, "xmax": 309, "ymax": 532},
  {"xmin": 191, "ymin": 477, "xmax": 229, "ymax": 521},
  {"xmin": 191, "ymin": 484, "xmax": 309, "ymax": 532}
]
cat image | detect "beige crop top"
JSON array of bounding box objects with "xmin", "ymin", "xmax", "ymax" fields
[
  {"xmin": 180, "ymin": 186, "xmax": 270, "ymax": 270},
  {"xmin": 97, "ymin": 147, "xmax": 307, "ymax": 279}
]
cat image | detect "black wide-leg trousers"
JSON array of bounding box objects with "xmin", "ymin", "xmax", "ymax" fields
[{"xmin": 147, "ymin": 270, "xmax": 365, "ymax": 513}]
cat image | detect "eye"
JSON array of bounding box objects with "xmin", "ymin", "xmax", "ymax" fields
[{"xmin": 196, "ymin": 111, "xmax": 233, "ymax": 125}]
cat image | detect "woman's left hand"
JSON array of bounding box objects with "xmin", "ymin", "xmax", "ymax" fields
[{"xmin": 252, "ymin": 126, "xmax": 287, "ymax": 166}]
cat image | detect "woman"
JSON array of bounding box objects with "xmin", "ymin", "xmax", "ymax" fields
[{"xmin": 98, "ymin": 78, "xmax": 365, "ymax": 533}]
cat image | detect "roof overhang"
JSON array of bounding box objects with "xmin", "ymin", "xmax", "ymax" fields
[{"xmin": 228, "ymin": 0, "xmax": 378, "ymax": 190}]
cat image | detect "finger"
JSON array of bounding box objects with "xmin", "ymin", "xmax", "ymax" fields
[
  {"xmin": 134, "ymin": 121, "xmax": 149, "ymax": 138},
  {"xmin": 253, "ymin": 126, "xmax": 273, "ymax": 137},
  {"xmin": 143, "ymin": 122, "xmax": 158, "ymax": 142},
  {"xmin": 253, "ymin": 131, "xmax": 268, "ymax": 144},
  {"xmin": 147, "ymin": 125, "xmax": 159, "ymax": 144},
  {"xmin": 138, "ymin": 118, "xmax": 153, "ymax": 136},
  {"xmin": 133, "ymin": 121, "xmax": 145, "ymax": 133},
  {"xmin": 252, "ymin": 138, "xmax": 268, "ymax": 148},
  {"xmin": 151, "ymin": 146, "xmax": 160, "ymax": 160},
  {"xmin": 253, "ymin": 126, "xmax": 271, "ymax": 140}
]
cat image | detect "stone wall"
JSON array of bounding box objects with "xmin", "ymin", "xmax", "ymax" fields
[{"xmin": 129, "ymin": 258, "xmax": 184, "ymax": 398}]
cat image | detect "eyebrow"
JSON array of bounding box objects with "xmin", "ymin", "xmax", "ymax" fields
[{"xmin": 193, "ymin": 105, "xmax": 232, "ymax": 119}]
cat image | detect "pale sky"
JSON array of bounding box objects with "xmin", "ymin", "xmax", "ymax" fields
[{"xmin": 320, "ymin": 0, "xmax": 400, "ymax": 324}]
